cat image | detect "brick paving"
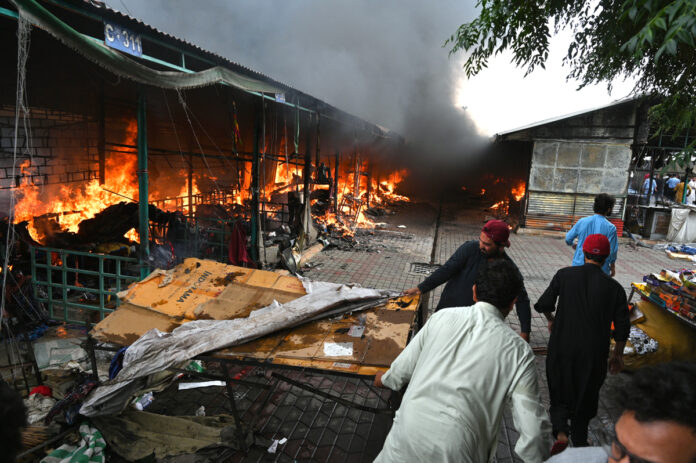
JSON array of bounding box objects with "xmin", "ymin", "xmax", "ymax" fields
[{"xmin": 303, "ymin": 199, "xmax": 680, "ymax": 461}]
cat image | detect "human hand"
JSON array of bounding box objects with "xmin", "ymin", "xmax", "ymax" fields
[
  {"xmin": 608, "ymin": 351, "xmax": 624, "ymax": 374},
  {"xmin": 403, "ymin": 287, "xmax": 421, "ymax": 296},
  {"xmin": 519, "ymin": 332, "xmax": 530, "ymax": 343},
  {"xmin": 547, "ymin": 320, "xmax": 554, "ymax": 333},
  {"xmin": 610, "ymin": 263, "xmax": 616, "ymax": 277},
  {"xmin": 572, "ymin": 243, "xmax": 577, "ymax": 250},
  {"xmin": 374, "ymin": 371, "xmax": 385, "ymax": 388}
]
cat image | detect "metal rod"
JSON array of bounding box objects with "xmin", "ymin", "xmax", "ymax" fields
[
  {"xmin": 102, "ymin": 188, "xmax": 135, "ymax": 202},
  {"xmin": 303, "ymin": 113, "xmax": 312, "ymax": 205},
  {"xmin": 137, "ymin": 88, "xmax": 150, "ymax": 279},
  {"xmin": 250, "ymin": 97, "xmax": 261, "ymax": 263},
  {"xmin": 225, "ymin": 378, "xmax": 249, "ymax": 452},
  {"xmin": 98, "ymin": 83, "xmax": 105, "ymax": 185},
  {"xmin": 270, "ymin": 372, "xmax": 393, "ymax": 414},
  {"xmin": 333, "ymin": 151, "xmax": 339, "ymax": 214}
]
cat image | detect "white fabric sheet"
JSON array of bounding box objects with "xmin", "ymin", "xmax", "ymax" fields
[{"xmin": 80, "ymin": 281, "xmax": 396, "ymax": 416}]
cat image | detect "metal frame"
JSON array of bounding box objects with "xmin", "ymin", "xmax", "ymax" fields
[
  {"xmin": 84, "ymin": 338, "xmax": 396, "ymax": 456},
  {"xmin": 30, "ymin": 246, "xmax": 139, "ymax": 324}
]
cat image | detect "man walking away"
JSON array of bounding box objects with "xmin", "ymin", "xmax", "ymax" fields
[
  {"xmin": 535, "ymin": 234, "xmax": 630, "ymax": 452},
  {"xmin": 403, "ymin": 219, "xmax": 532, "ymax": 341},
  {"xmin": 666, "ymin": 174, "xmax": 680, "ymax": 201},
  {"xmin": 545, "ymin": 361, "xmax": 696, "ymax": 463},
  {"xmin": 376, "ymin": 259, "xmax": 552, "ymax": 463},
  {"xmin": 565, "ymin": 194, "xmax": 618, "ymax": 276}
]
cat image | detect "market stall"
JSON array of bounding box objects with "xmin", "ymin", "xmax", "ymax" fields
[{"xmin": 625, "ymin": 269, "xmax": 696, "ymax": 369}]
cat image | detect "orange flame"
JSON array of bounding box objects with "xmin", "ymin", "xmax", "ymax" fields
[
  {"xmin": 14, "ymin": 121, "xmax": 140, "ymax": 242},
  {"xmin": 512, "ymin": 180, "xmax": 526, "ymax": 201}
]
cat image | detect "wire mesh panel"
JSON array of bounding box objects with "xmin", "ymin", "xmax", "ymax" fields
[{"xmin": 30, "ymin": 246, "xmax": 140, "ymax": 324}]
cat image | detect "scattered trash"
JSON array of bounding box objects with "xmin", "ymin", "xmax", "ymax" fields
[
  {"xmin": 347, "ymin": 325, "xmax": 365, "ymax": 337},
  {"xmin": 178, "ymin": 380, "xmax": 226, "ymax": 390},
  {"xmin": 267, "ymin": 437, "xmax": 288, "ymax": 454},
  {"xmin": 133, "ymin": 392, "xmax": 154, "ymax": 411},
  {"xmin": 323, "ymin": 342, "xmax": 353, "ymax": 357},
  {"xmin": 24, "ymin": 393, "xmax": 56, "ymax": 424},
  {"xmin": 195, "ymin": 405, "xmax": 206, "ymax": 416},
  {"xmin": 30, "ymin": 385, "xmax": 52, "ymax": 397},
  {"xmin": 33, "ymin": 337, "xmax": 88, "ymax": 370},
  {"xmin": 185, "ymin": 360, "xmax": 206, "ymax": 373},
  {"xmin": 41, "ymin": 422, "xmax": 106, "ymax": 463},
  {"xmin": 627, "ymin": 326, "xmax": 659, "ymax": 355}
]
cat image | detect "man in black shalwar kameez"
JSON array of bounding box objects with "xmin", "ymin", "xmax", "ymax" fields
[{"xmin": 535, "ymin": 234, "xmax": 630, "ymax": 451}]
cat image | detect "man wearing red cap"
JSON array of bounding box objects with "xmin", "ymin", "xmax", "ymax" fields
[
  {"xmin": 404, "ymin": 219, "xmax": 531, "ymax": 341},
  {"xmin": 535, "ymin": 233, "xmax": 630, "ymax": 453}
]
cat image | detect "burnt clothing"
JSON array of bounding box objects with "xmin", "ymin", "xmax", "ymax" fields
[
  {"xmin": 534, "ymin": 263, "xmax": 630, "ymax": 444},
  {"xmin": 417, "ymin": 240, "xmax": 532, "ymax": 333}
]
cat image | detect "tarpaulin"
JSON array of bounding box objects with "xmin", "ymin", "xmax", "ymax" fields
[
  {"xmin": 80, "ymin": 278, "xmax": 397, "ymax": 416},
  {"xmin": 93, "ymin": 410, "xmax": 244, "ymax": 460},
  {"xmin": 12, "ymin": 0, "xmax": 284, "ymax": 93},
  {"xmin": 667, "ymin": 208, "xmax": 696, "ymax": 243}
]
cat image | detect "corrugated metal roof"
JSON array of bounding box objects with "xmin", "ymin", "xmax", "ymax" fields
[
  {"xmin": 495, "ymin": 95, "xmax": 643, "ymax": 138},
  {"xmin": 43, "ymin": 0, "xmax": 394, "ymax": 137}
]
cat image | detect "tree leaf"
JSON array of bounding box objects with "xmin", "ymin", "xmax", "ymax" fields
[{"xmin": 629, "ymin": 6, "xmax": 638, "ymax": 21}]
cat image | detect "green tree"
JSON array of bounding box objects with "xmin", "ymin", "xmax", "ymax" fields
[{"xmin": 447, "ymin": 0, "xmax": 696, "ymax": 136}]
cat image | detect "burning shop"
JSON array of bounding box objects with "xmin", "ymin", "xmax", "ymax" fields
[{"xmin": 0, "ymin": 0, "xmax": 411, "ymax": 326}]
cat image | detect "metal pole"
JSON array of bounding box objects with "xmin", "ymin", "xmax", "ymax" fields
[
  {"xmin": 137, "ymin": 88, "xmax": 150, "ymax": 279},
  {"xmin": 333, "ymin": 150, "xmax": 339, "ymax": 214},
  {"xmin": 315, "ymin": 112, "xmax": 321, "ymax": 168},
  {"xmin": 646, "ymin": 155, "xmax": 655, "ymax": 206},
  {"xmin": 188, "ymin": 152, "xmax": 193, "ymax": 220},
  {"xmin": 98, "ymin": 83, "xmax": 105, "ymax": 185},
  {"xmin": 303, "ymin": 113, "xmax": 313, "ymax": 205},
  {"xmin": 250, "ymin": 97, "xmax": 261, "ymax": 263},
  {"xmin": 366, "ymin": 162, "xmax": 373, "ymax": 208}
]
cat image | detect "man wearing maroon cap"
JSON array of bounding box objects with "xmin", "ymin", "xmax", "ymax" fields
[
  {"xmin": 535, "ymin": 234, "xmax": 630, "ymax": 453},
  {"xmin": 404, "ymin": 219, "xmax": 532, "ymax": 341}
]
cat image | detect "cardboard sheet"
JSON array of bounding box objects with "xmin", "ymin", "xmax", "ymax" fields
[
  {"xmin": 92, "ymin": 258, "xmax": 306, "ymax": 343},
  {"xmin": 212, "ymin": 296, "xmax": 420, "ymax": 372}
]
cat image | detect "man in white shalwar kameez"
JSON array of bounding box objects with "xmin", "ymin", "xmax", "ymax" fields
[{"xmin": 374, "ymin": 259, "xmax": 552, "ymax": 463}]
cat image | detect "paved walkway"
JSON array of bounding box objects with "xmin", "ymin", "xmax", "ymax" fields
[{"xmin": 303, "ymin": 199, "xmax": 679, "ymax": 461}]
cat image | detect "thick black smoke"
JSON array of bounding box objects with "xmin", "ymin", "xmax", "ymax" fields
[{"xmin": 108, "ymin": 0, "xmax": 489, "ymax": 195}]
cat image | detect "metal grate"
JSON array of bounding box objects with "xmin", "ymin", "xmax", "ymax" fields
[{"xmin": 408, "ymin": 262, "xmax": 440, "ymax": 276}]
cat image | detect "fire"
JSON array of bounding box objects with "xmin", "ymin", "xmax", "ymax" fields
[
  {"xmin": 14, "ymin": 120, "xmax": 140, "ymax": 242},
  {"xmin": 480, "ymin": 188, "xmax": 486, "ymax": 195},
  {"xmin": 511, "ymin": 180, "xmax": 526, "ymax": 201}
]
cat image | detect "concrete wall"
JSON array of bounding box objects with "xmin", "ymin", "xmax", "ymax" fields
[{"xmin": 528, "ymin": 140, "xmax": 632, "ymax": 195}]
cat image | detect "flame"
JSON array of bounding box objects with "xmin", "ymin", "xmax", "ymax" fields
[
  {"xmin": 13, "ymin": 117, "xmax": 412, "ymax": 246},
  {"xmin": 511, "ymin": 180, "xmax": 526, "ymax": 201},
  {"xmin": 480, "ymin": 188, "xmax": 486, "ymax": 195},
  {"xmin": 14, "ymin": 120, "xmax": 140, "ymax": 242}
]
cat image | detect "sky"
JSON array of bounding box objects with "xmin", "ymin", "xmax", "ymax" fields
[{"xmin": 105, "ymin": 0, "xmax": 635, "ymax": 139}]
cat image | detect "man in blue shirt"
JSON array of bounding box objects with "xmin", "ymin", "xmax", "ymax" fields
[
  {"xmin": 666, "ymin": 175, "xmax": 680, "ymax": 201},
  {"xmin": 565, "ymin": 194, "xmax": 618, "ymax": 276}
]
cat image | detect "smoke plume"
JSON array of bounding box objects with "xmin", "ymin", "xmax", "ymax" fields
[{"xmin": 108, "ymin": 0, "xmax": 489, "ymax": 194}]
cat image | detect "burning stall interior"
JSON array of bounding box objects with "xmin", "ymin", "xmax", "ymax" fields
[{"xmin": 0, "ymin": 0, "xmax": 411, "ymax": 335}]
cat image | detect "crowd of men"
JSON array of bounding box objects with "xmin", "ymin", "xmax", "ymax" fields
[
  {"xmin": 375, "ymin": 193, "xmax": 696, "ymax": 463},
  {"xmin": 642, "ymin": 173, "xmax": 696, "ymax": 205}
]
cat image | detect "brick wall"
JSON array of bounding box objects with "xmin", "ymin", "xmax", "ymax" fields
[{"xmin": 0, "ymin": 106, "xmax": 99, "ymax": 190}]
